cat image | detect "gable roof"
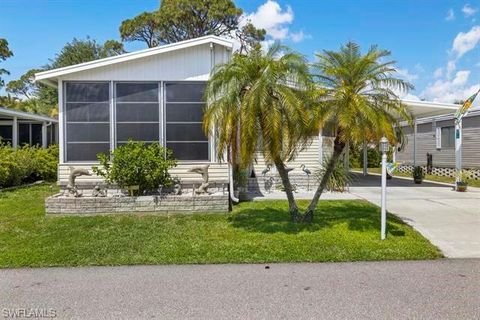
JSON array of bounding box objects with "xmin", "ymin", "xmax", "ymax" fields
[{"xmin": 35, "ymin": 35, "xmax": 234, "ymax": 86}]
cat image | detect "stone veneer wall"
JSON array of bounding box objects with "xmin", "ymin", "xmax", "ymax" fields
[
  {"xmin": 398, "ymin": 165, "xmax": 480, "ymax": 180},
  {"xmin": 45, "ymin": 194, "xmax": 229, "ymax": 214}
]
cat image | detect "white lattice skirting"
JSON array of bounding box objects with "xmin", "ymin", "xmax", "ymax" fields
[{"xmin": 397, "ymin": 165, "xmax": 480, "ymax": 180}]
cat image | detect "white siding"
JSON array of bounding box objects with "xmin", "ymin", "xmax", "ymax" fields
[
  {"xmin": 58, "ymin": 162, "xmax": 229, "ymax": 185},
  {"xmin": 59, "ymin": 44, "xmax": 228, "ymax": 82},
  {"xmin": 252, "ymin": 136, "xmax": 322, "ymax": 176}
]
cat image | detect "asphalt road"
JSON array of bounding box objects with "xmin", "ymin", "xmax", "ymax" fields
[{"xmin": 1, "ymin": 259, "xmax": 479, "ymax": 319}]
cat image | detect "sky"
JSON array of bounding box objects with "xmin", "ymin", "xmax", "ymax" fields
[{"xmin": 1, "ymin": 0, "xmax": 480, "ymax": 103}]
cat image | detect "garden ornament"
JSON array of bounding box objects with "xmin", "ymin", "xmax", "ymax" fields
[
  {"xmin": 172, "ymin": 178, "xmax": 182, "ymax": 195},
  {"xmin": 92, "ymin": 185, "xmax": 107, "ymax": 197},
  {"xmin": 66, "ymin": 167, "xmax": 91, "ymax": 198},
  {"xmin": 188, "ymin": 165, "xmax": 212, "ymax": 194},
  {"xmin": 300, "ymin": 164, "xmax": 312, "ymax": 191}
]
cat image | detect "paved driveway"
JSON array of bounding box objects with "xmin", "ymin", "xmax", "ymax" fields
[
  {"xmin": 350, "ymin": 174, "xmax": 480, "ymax": 258},
  {"xmin": 1, "ymin": 260, "xmax": 479, "ymax": 319}
]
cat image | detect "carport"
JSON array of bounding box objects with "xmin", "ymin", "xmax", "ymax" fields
[
  {"xmin": 361, "ymin": 99, "xmax": 459, "ymax": 174},
  {"xmin": 0, "ymin": 106, "xmax": 58, "ymax": 148}
]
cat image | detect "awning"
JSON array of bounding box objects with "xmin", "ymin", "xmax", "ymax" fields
[{"xmin": 402, "ymin": 99, "xmax": 458, "ymax": 119}]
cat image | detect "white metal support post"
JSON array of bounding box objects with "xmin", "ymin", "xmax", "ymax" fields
[
  {"xmin": 455, "ymin": 118, "xmax": 462, "ymax": 185},
  {"xmin": 12, "ymin": 116, "xmax": 18, "ymax": 149},
  {"xmin": 41, "ymin": 121, "xmax": 47, "ymax": 148},
  {"xmin": 413, "ymin": 119, "xmax": 417, "ymax": 167}
]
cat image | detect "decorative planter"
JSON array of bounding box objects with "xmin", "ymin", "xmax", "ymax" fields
[
  {"xmin": 456, "ymin": 182, "xmax": 468, "ymax": 192},
  {"xmin": 414, "ymin": 178, "xmax": 423, "ymax": 184}
]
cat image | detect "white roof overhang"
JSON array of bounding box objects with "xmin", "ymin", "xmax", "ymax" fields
[
  {"xmin": 401, "ymin": 99, "xmax": 458, "ymax": 120},
  {"xmin": 0, "ymin": 106, "xmax": 57, "ymax": 122},
  {"xmin": 35, "ymin": 35, "xmax": 234, "ymax": 87}
]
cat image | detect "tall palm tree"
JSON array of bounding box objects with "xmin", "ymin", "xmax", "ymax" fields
[
  {"xmin": 302, "ymin": 42, "xmax": 413, "ymax": 221},
  {"xmin": 204, "ymin": 44, "xmax": 316, "ymax": 217}
]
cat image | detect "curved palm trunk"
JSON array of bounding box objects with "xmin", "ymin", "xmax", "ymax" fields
[
  {"xmin": 303, "ymin": 136, "xmax": 346, "ymax": 222},
  {"xmin": 273, "ymin": 158, "xmax": 299, "ymax": 220}
]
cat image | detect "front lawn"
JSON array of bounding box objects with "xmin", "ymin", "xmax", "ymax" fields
[{"xmin": 0, "ymin": 184, "xmax": 442, "ymax": 268}]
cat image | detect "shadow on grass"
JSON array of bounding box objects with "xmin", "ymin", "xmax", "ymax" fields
[{"xmin": 228, "ymin": 202, "xmax": 405, "ymax": 235}]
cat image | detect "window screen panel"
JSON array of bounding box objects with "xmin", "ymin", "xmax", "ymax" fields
[
  {"xmin": 67, "ymin": 123, "xmax": 109, "ymax": 142},
  {"xmin": 65, "ymin": 82, "xmax": 111, "ymax": 161},
  {"xmin": 0, "ymin": 125, "xmax": 12, "ymax": 144},
  {"xmin": 166, "ymin": 123, "xmax": 207, "ymax": 141},
  {"xmin": 166, "ymin": 103, "xmax": 204, "ymax": 122},
  {"xmin": 116, "ymin": 83, "xmax": 158, "ymax": 102},
  {"xmin": 18, "ymin": 124, "xmax": 30, "ymax": 145},
  {"xmin": 167, "ymin": 142, "xmax": 209, "ymax": 161},
  {"xmin": 165, "ymin": 83, "xmax": 206, "ymax": 102},
  {"xmin": 66, "ymin": 83, "xmax": 109, "ymax": 102},
  {"xmin": 31, "ymin": 124, "xmax": 42, "ymax": 146},
  {"xmin": 67, "ymin": 143, "xmax": 110, "ymax": 161},
  {"xmin": 66, "ymin": 102, "xmax": 109, "ymax": 122},
  {"xmin": 116, "ymin": 103, "xmax": 159, "ymax": 122},
  {"xmin": 117, "ymin": 123, "xmax": 159, "ymax": 142}
]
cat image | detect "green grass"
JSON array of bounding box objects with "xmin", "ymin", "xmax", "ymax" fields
[
  {"xmin": 354, "ymin": 167, "xmax": 480, "ymax": 188},
  {"xmin": 0, "ymin": 184, "xmax": 442, "ymax": 268}
]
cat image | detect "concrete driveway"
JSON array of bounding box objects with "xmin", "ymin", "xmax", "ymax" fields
[{"xmin": 350, "ymin": 174, "xmax": 480, "ymax": 258}]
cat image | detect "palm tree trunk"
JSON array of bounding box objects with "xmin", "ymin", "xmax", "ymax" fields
[
  {"xmin": 273, "ymin": 157, "xmax": 299, "ymax": 220},
  {"xmin": 303, "ymin": 136, "xmax": 346, "ymax": 222}
]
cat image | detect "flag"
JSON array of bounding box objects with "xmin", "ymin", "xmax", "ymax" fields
[{"xmin": 455, "ymin": 88, "xmax": 480, "ymax": 121}]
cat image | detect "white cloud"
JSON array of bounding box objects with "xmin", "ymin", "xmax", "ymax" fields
[
  {"xmin": 452, "ymin": 25, "xmax": 480, "ymax": 58},
  {"xmin": 433, "ymin": 67, "xmax": 443, "ymax": 78},
  {"xmin": 446, "ymin": 60, "xmax": 456, "ymax": 78},
  {"xmin": 290, "ymin": 30, "xmax": 306, "ymax": 43},
  {"xmin": 422, "ymin": 70, "xmax": 480, "ymax": 102},
  {"xmin": 446, "ymin": 8, "xmax": 455, "ymax": 21},
  {"xmin": 397, "ymin": 68, "xmax": 419, "ymax": 82},
  {"xmin": 244, "ymin": 0, "xmax": 294, "ymax": 40},
  {"xmin": 462, "ymin": 4, "xmax": 478, "ymax": 17}
]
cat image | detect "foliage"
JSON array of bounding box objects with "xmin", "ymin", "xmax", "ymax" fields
[
  {"xmin": 0, "ymin": 144, "xmax": 58, "ymax": 188},
  {"xmin": 93, "ymin": 140, "xmax": 177, "ymax": 193},
  {"xmin": 301, "ymin": 42, "xmax": 414, "ymax": 220},
  {"xmin": 119, "ymin": 0, "xmax": 265, "ymax": 51},
  {"xmin": 349, "ymin": 144, "xmax": 382, "ymax": 168},
  {"xmin": 412, "ymin": 166, "xmax": 424, "ymax": 181},
  {"xmin": 5, "ymin": 38, "xmax": 125, "ymax": 117},
  {"xmin": 457, "ymin": 169, "xmax": 473, "ymax": 183},
  {"xmin": 204, "ymin": 44, "xmax": 316, "ymax": 218},
  {"xmin": 316, "ymin": 158, "xmax": 354, "ymax": 192},
  {"xmin": 0, "ymin": 38, "xmax": 13, "ymax": 88},
  {"xmin": 232, "ymin": 165, "xmax": 248, "ymax": 189},
  {"xmin": 0, "ymin": 186, "xmax": 442, "ymax": 267}
]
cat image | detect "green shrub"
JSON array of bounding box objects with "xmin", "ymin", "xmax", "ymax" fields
[
  {"xmin": 0, "ymin": 144, "xmax": 58, "ymax": 188},
  {"xmin": 316, "ymin": 158, "xmax": 354, "ymax": 192},
  {"xmin": 93, "ymin": 140, "xmax": 177, "ymax": 193}
]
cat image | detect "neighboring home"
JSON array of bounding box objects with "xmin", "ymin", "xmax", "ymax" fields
[
  {"xmin": 396, "ymin": 105, "xmax": 480, "ymax": 178},
  {"xmin": 34, "ymin": 35, "xmax": 460, "ymax": 193},
  {"xmin": 0, "ymin": 106, "xmax": 58, "ymax": 148}
]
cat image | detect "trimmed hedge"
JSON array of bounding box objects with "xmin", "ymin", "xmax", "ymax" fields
[{"xmin": 0, "ymin": 144, "xmax": 58, "ymax": 188}]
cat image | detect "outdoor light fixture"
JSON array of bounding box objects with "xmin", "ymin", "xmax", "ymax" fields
[{"xmin": 379, "ymin": 136, "xmax": 389, "ymax": 240}]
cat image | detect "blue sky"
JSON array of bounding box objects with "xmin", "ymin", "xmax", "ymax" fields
[{"xmin": 1, "ymin": 0, "xmax": 480, "ymax": 102}]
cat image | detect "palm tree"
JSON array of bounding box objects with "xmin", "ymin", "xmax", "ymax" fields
[
  {"xmin": 301, "ymin": 42, "xmax": 413, "ymax": 221},
  {"xmin": 203, "ymin": 44, "xmax": 316, "ymax": 217}
]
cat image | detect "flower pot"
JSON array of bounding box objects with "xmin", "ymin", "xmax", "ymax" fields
[
  {"xmin": 414, "ymin": 179, "xmax": 422, "ymax": 184},
  {"xmin": 456, "ymin": 182, "xmax": 468, "ymax": 192}
]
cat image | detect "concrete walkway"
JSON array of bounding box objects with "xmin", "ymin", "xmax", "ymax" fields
[
  {"xmin": 349, "ymin": 174, "xmax": 480, "ymax": 258},
  {"xmin": 1, "ymin": 260, "xmax": 478, "ymax": 319}
]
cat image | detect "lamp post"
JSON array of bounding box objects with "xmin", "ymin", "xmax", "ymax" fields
[{"xmin": 379, "ymin": 137, "xmax": 390, "ymax": 240}]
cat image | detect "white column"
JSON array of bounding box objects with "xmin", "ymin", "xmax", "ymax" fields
[
  {"xmin": 362, "ymin": 142, "xmax": 368, "ymax": 176},
  {"xmin": 455, "ymin": 119, "xmax": 462, "ymax": 184},
  {"xmin": 41, "ymin": 121, "xmax": 47, "ymax": 148},
  {"xmin": 12, "ymin": 116, "xmax": 18, "ymax": 149},
  {"xmin": 58, "ymin": 81, "xmax": 64, "ymax": 163},
  {"xmin": 413, "ymin": 120, "xmax": 417, "ymax": 167},
  {"xmin": 392, "ymin": 146, "xmax": 396, "ymax": 163}
]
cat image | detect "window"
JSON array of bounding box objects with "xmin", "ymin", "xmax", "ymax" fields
[
  {"xmin": 115, "ymin": 82, "xmax": 159, "ymax": 145},
  {"xmin": 0, "ymin": 125, "xmax": 12, "ymax": 145},
  {"xmin": 441, "ymin": 126, "xmax": 455, "ymax": 148},
  {"xmin": 18, "ymin": 123, "xmax": 42, "ymax": 146},
  {"xmin": 165, "ymin": 82, "xmax": 208, "ymax": 160},
  {"xmin": 65, "ymin": 82, "xmax": 110, "ymax": 161}
]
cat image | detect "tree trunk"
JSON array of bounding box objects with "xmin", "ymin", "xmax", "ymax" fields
[
  {"xmin": 273, "ymin": 157, "xmax": 299, "ymax": 220},
  {"xmin": 303, "ymin": 136, "xmax": 346, "ymax": 222}
]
